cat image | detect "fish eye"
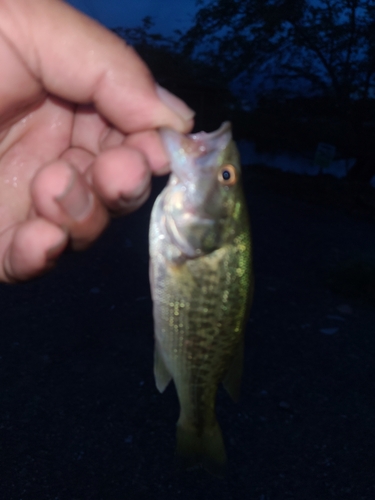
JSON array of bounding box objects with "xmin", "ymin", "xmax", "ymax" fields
[{"xmin": 218, "ymin": 164, "xmax": 237, "ymax": 186}]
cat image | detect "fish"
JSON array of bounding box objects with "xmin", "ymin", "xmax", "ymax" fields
[{"xmin": 149, "ymin": 122, "xmax": 253, "ymax": 473}]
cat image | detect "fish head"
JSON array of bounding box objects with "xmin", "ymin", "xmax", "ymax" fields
[{"xmin": 159, "ymin": 122, "xmax": 244, "ymax": 259}]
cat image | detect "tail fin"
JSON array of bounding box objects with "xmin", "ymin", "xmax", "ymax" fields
[{"xmin": 176, "ymin": 419, "xmax": 227, "ymax": 476}]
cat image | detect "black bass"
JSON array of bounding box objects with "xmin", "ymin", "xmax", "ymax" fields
[{"xmin": 149, "ymin": 122, "xmax": 253, "ymax": 472}]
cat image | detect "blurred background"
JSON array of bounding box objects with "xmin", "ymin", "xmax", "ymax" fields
[{"xmin": 69, "ymin": 0, "xmax": 375, "ymax": 187}]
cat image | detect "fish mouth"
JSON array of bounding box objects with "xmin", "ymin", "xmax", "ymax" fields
[
  {"xmin": 185, "ymin": 122, "xmax": 232, "ymax": 160},
  {"xmin": 160, "ymin": 122, "xmax": 232, "ymax": 168},
  {"xmin": 189, "ymin": 122, "xmax": 231, "ymax": 150}
]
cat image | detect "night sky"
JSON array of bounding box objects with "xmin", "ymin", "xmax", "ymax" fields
[{"xmin": 66, "ymin": 0, "xmax": 199, "ymax": 35}]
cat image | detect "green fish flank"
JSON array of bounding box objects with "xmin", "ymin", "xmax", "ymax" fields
[{"xmin": 149, "ymin": 122, "xmax": 254, "ymax": 474}]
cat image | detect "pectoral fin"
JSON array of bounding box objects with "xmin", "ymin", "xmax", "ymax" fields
[
  {"xmin": 154, "ymin": 341, "xmax": 172, "ymax": 393},
  {"xmin": 222, "ymin": 339, "xmax": 244, "ymax": 402}
]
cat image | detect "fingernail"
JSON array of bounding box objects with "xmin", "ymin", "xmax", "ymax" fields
[
  {"xmin": 118, "ymin": 184, "xmax": 151, "ymax": 212},
  {"xmin": 156, "ymin": 84, "xmax": 195, "ymax": 121},
  {"xmin": 46, "ymin": 232, "xmax": 68, "ymax": 261},
  {"xmin": 55, "ymin": 167, "xmax": 93, "ymax": 221}
]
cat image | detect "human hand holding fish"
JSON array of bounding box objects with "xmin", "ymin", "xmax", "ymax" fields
[
  {"xmin": 0, "ymin": 0, "xmax": 194, "ymax": 283},
  {"xmin": 149, "ymin": 122, "xmax": 254, "ymax": 474}
]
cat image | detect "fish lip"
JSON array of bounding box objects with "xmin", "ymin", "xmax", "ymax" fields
[
  {"xmin": 188, "ymin": 122, "xmax": 232, "ymax": 156},
  {"xmin": 189, "ymin": 121, "xmax": 231, "ymax": 143}
]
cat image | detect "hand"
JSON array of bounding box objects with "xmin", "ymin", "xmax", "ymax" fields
[{"xmin": 0, "ymin": 0, "xmax": 194, "ymax": 283}]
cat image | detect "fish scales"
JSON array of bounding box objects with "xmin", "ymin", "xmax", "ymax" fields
[
  {"xmin": 149, "ymin": 122, "xmax": 253, "ymax": 473},
  {"xmin": 160, "ymin": 247, "xmax": 249, "ymax": 421}
]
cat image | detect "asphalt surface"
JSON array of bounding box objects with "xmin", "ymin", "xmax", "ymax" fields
[{"xmin": 1, "ymin": 171, "xmax": 375, "ymax": 499}]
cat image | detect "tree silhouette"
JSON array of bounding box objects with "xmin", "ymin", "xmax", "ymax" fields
[
  {"xmin": 182, "ymin": 0, "xmax": 375, "ymax": 181},
  {"xmin": 183, "ymin": 0, "xmax": 375, "ymax": 102}
]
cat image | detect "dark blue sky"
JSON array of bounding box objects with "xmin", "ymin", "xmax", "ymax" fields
[{"xmin": 66, "ymin": 0, "xmax": 200, "ymax": 35}]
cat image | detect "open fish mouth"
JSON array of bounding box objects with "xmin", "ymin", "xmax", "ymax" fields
[
  {"xmin": 188, "ymin": 121, "xmax": 231, "ymax": 151},
  {"xmin": 159, "ymin": 122, "xmax": 233, "ymax": 180}
]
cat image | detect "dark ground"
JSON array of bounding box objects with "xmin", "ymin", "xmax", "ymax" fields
[{"xmin": 1, "ymin": 165, "xmax": 375, "ymax": 499}]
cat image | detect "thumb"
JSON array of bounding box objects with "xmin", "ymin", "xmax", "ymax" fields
[{"xmin": 0, "ymin": 0, "xmax": 195, "ymax": 133}]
